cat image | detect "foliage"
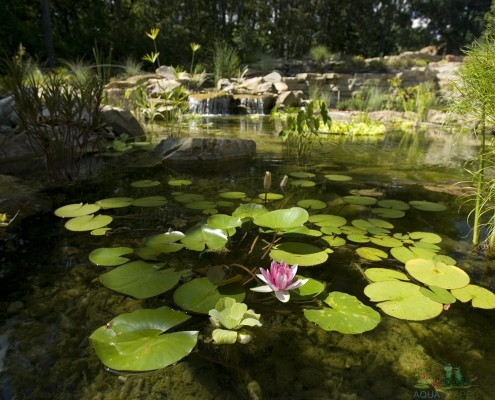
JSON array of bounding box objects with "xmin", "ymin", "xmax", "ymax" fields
[
  {"xmin": 143, "ymin": 28, "xmax": 160, "ymax": 68},
  {"xmin": 272, "ymin": 100, "xmax": 331, "ymax": 163},
  {"xmin": 309, "ymin": 45, "xmax": 331, "ymax": 63},
  {"xmin": 213, "ymin": 41, "xmax": 241, "ymax": 87}
]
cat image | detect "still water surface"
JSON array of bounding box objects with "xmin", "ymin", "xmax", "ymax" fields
[{"xmin": 0, "ymin": 116, "xmax": 493, "ymax": 400}]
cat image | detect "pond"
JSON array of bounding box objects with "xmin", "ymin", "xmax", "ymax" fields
[{"xmin": 0, "ymin": 116, "xmax": 494, "ymax": 400}]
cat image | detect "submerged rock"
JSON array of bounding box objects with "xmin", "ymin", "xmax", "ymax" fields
[{"xmin": 154, "ymin": 137, "xmax": 256, "ymax": 165}]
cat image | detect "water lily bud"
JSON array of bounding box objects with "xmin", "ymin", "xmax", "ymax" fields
[
  {"xmin": 237, "ymin": 332, "xmax": 252, "ymax": 344},
  {"xmin": 280, "ymin": 175, "xmax": 288, "ymax": 192},
  {"xmin": 264, "ymin": 171, "xmax": 272, "ymax": 191}
]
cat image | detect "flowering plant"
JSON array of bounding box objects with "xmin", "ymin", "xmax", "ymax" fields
[{"xmin": 251, "ymin": 260, "xmax": 308, "ymax": 302}]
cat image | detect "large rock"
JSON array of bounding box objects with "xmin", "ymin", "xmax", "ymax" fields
[
  {"xmin": 154, "ymin": 137, "xmax": 256, "ymax": 164},
  {"xmin": 101, "ymin": 105, "xmax": 146, "ymax": 139}
]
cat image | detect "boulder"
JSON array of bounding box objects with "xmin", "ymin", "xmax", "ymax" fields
[
  {"xmin": 154, "ymin": 137, "xmax": 256, "ymax": 164},
  {"xmin": 101, "ymin": 105, "xmax": 146, "ymax": 139}
]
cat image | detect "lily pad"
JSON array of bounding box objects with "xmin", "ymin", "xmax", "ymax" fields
[
  {"xmin": 132, "ymin": 196, "xmax": 168, "ymax": 207},
  {"xmin": 347, "ymin": 234, "xmax": 370, "ymax": 243},
  {"xmin": 168, "ymin": 179, "xmax": 192, "ymax": 187},
  {"xmin": 173, "ymin": 277, "xmax": 245, "ymax": 314},
  {"xmin": 174, "ymin": 193, "xmax": 205, "ymax": 203},
  {"xmin": 95, "ymin": 197, "xmax": 134, "ymax": 209},
  {"xmin": 258, "ymin": 192, "xmax": 284, "ymax": 201},
  {"xmin": 253, "ymin": 207, "xmax": 309, "ymax": 231},
  {"xmin": 321, "ymin": 235, "xmax": 346, "ymax": 247},
  {"xmin": 420, "ymin": 285, "xmax": 457, "ymax": 305},
  {"xmin": 356, "ymin": 247, "xmax": 388, "ymax": 261},
  {"xmin": 297, "ymin": 199, "xmax": 327, "ymax": 210},
  {"xmin": 368, "ymin": 218, "xmax": 394, "ymax": 229},
  {"xmin": 309, "ymin": 214, "xmax": 347, "ymax": 227},
  {"xmin": 304, "ymin": 292, "xmax": 381, "ymax": 334},
  {"xmin": 370, "ymin": 235, "xmax": 403, "ymax": 248},
  {"xmin": 451, "ymin": 284, "xmax": 495, "ymax": 309},
  {"xmin": 409, "ymin": 201, "xmax": 447, "ymax": 212},
  {"xmin": 270, "ymin": 242, "xmax": 329, "ymax": 266},
  {"xmin": 207, "ymin": 214, "xmax": 242, "ymax": 231},
  {"xmin": 181, "ymin": 224, "xmax": 228, "ymax": 251},
  {"xmin": 405, "ymin": 258, "xmax": 470, "ymax": 290},
  {"xmin": 186, "ymin": 200, "xmax": 217, "ymax": 210},
  {"xmin": 377, "ymin": 199, "xmax": 410, "ymax": 210},
  {"xmin": 99, "ymin": 261, "xmax": 180, "ymax": 299},
  {"xmin": 145, "ymin": 231, "xmax": 186, "ymax": 253},
  {"xmin": 218, "ymin": 191, "xmax": 247, "ymax": 199},
  {"xmin": 343, "ymin": 195, "xmax": 377, "ymax": 206},
  {"xmin": 364, "ymin": 281, "xmax": 444, "ymax": 320},
  {"xmin": 290, "ymin": 277, "xmax": 325, "ymax": 300},
  {"xmin": 370, "ymin": 208, "xmax": 405, "ymax": 218},
  {"xmin": 409, "ymin": 231, "xmax": 442, "ymax": 244},
  {"xmin": 390, "ymin": 246, "xmax": 437, "ymax": 264},
  {"xmin": 65, "ymin": 214, "xmax": 113, "ymax": 232},
  {"xmin": 131, "ymin": 180, "xmax": 161, "ymax": 188},
  {"xmin": 232, "ymin": 203, "xmax": 268, "ymax": 220},
  {"xmin": 364, "ymin": 268, "xmax": 409, "ymax": 282},
  {"xmin": 89, "ymin": 247, "xmax": 134, "ymax": 266},
  {"xmin": 290, "ymin": 179, "xmax": 316, "ymax": 188},
  {"xmin": 289, "ymin": 171, "xmax": 316, "ymax": 178},
  {"xmin": 325, "ymin": 174, "xmax": 352, "ymax": 181},
  {"xmin": 54, "ymin": 203, "xmax": 100, "ymax": 218},
  {"xmin": 89, "ymin": 307, "xmax": 198, "ymax": 371}
]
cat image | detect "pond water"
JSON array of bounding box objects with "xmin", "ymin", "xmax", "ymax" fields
[{"xmin": 1, "ymin": 116, "xmax": 494, "ymax": 400}]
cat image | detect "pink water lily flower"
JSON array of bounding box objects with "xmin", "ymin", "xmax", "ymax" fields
[{"xmin": 251, "ymin": 260, "xmax": 308, "ymax": 303}]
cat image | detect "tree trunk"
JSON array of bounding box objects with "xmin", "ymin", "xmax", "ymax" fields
[{"xmin": 41, "ymin": 0, "xmax": 56, "ymax": 68}]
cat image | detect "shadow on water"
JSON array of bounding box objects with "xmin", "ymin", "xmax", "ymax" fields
[{"xmin": 0, "ymin": 118, "xmax": 493, "ymax": 400}]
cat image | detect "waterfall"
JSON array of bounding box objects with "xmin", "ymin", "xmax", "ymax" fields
[
  {"xmin": 188, "ymin": 96, "xmax": 232, "ymax": 115},
  {"xmin": 237, "ymin": 96, "xmax": 265, "ymax": 115}
]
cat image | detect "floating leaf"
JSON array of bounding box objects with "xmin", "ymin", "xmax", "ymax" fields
[
  {"xmin": 253, "ymin": 207, "xmax": 309, "ymax": 231},
  {"xmin": 320, "ymin": 226, "xmax": 342, "ymax": 235},
  {"xmin": 89, "ymin": 247, "xmax": 134, "ymax": 266},
  {"xmin": 405, "ymin": 258, "xmax": 470, "ymax": 290},
  {"xmin": 258, "ymin": 192, "xmax": 284, "ymax": 201},
  {"xmin": 377, "ymin": 199, "xmax": 410, "ymax": 210},
  {"xmin": 364, "ymin": 281, "xmax": 444, "ymax": 320},
  {"xmin": 304, "ymin": 292, "xmax": 380, "ymax": 334},
  {"xmin": 343, "ymin": 196, "xmax": 377, "ymax": 206},
  {"xmin": 131, "ymin": 180, "xmax": 161, "ymax": 188},
  {"xmin": 89, "ymin": 307, "xmax": 198, "ymax": 371},
  {"xmin": 451, "ymin": 284, "xmax": 495, "ymax": 309},
  {"xmin": 99, "ymin": 261, "xmax": 180, "ymax": 299},
  {"xmin": 173, "ymin": 277, "xmax": 245, "ymax": 314},
  {"xmin": 95, "ymin": 197, "xmax": 134, "ymax": 209},
  {"xmin": 409, "ymin": 201, "xmax": 447, "ymax": 212},
  {"xmin": 356, "ymin": 247, "xmax": 388, "ymax": 261},
  {"xmin": 370, "ymin": 208, "xmax": 405, "ymax": 218},
  {"xmin": 364, "ymin": 268, "xmax": 409, "ymax": 282},
  {"xmin": 368, "ymin": 218, "xmax": 394, "ymax": 229},
  {"xmin": 145, "ymin": 231, "xmax": 186, "ymax": 253},
  {"xmin": 290, "ymin": 277, "xmax": 325, "ymax": 300},
  {"xmin": 65, "ymin": 214, "xmax": 113, "ymax": 232},
  {"xmin": 409, "ymin": 231, "xmax": 442, "ymax": 243},
  {"xmin": 291, "ymin": 179, "xmax": 316, "ymax": 188},
  {"xmin": 207, "ymin": 214, "xmax": 242, "ymax": 231},
  {"xmin": 370, "ymin": 235, "xmax": 403, "ymax": 248},
  {"xmin": 218, "ymin": 191, "xmax": 247, "ymax": 199},
  {"xmin": 168, "ymin": 179, "xmax": 192, "ymax": 187},
  {"xmin": 232, "ymin": 203, "xmax": 268, "ymax": 220},
  {"xmin": 174, "ymin": 193, "xmax": 204, "ymax": 203},
  {"xmin": 390, "ymin": 246, "xmax": 437, "ymax": 263},
  {"xmin": 297, "ymin": 199, "xmax": 327, "ymax": 210},
  {"xmin": 289, "ymin": 171, "xmax": 315, "ymax": 178},
  {"xmin": 54, "ymin": 203, "xmax": 100, "ymax": 218},
  {"xmin": 270, "ymin": 242, "xmax": 328, "ymax": 266},
  {"xmin": 181, "ymin": 224, "xmax": 228, "ymax": 251},
  {"xmin": 420, "ymin": 285, "xmax": 457, "ymax": 305},
  {"xmin": 309, "ymin": 214, "xmax": 347, "ymax": 227},
  {"xmin": 132, "ymin": 196, "xmax": 168, "ymax": 207},
  {"xmin": 352, "ymin": 219, "xmax": 373, "ymax": 230},
  {"xmin": 321, "ymin": 235, "xmax": 346, "ymax": 247},
  {"xmin": 91, "ymin": 227, "xmax": 112, "ymax": 236},
  {"xmin": 347, "ymin": 234, "xmax": 370, "ymax": 243},
  {"xmin": 185, "ymin": 200, "xmax": 217, "ymax": 210},
  {"xmin": 325, "ymin": 174, "xmax": 352, "ymax": 181}
]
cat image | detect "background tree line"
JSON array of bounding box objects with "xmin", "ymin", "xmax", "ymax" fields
[{"xmin": 1, "ymin": 0, "xmax": 494, "ymax": 71}]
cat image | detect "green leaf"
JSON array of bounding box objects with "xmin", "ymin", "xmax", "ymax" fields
[
  {"xmin": 145, "ymin": 231, "xmax": 185, "ymax": 253},
  {"xmin": 253, "ymin": 207, "xmax": 309, "ymax": 231},
  {"xmin": 297, "ymin": 199, "xmax": 327, "ymax": 210},
  {"xmin": 364, "ymin": 281, "xmax": 444, "ymax": 320},
  {"xmin": 173, "ymin": 277, "xmax": 245, "ymax": 314},
  {"xmin": 290, "ymin": 277, "xmax": 325, "ymax": 300},
  {"xmin": 364, "ymin": 268, "xmax": 409, "ymax": 282},
  {"xmin": 304, "ymin": 292, "xmax": 381, "ymax": 334},
  {"xmin": 207, "ymin": 214, "xmax": 242, "ymax": 230},
  {"xmin": 309, "ymin": 214, "xmax": 347, "ymax": 227},
  {"xmin": 409, "ymin": 201, "xmax": 447, "ymax": 212},
  {"xmin": 325, "ymin": 174, "xmax": 352, "ymax": 181},
  {"xmin": 132, "ymin": 196, "xmax": 168, "ymax": 207},
  {"xmin": 168, "ymin": 179, "xmax": 192, "ymax": 187},
  {"xmin": 181, "ymin": 224, "xmax": 228, "ymax": 251},
  {"xmin": 289, "ymin": 171, "xmax": 316, "ymax": 178},
  {"xmin": 232, "ymin": 203, "xmax": 268, "ymax": 219},
  {"xmin": 405, "ymin": 258, "xmax": 470, "ymax": 290},
  {"xmin": 377, "ymin": 199, "xmax": 410, "ymax": 210},
  {"xmin": 89, "ymin": 307, "xmax": 198, "ymax": 371},
  {"xmin": 54, "ymin": 203, "xmax": 100, "ymax": 218},
  {"xmin": 270, "ymin": 242, "xmax": 329, "ymax": 266},
  {"xmin": 185, "ymin": 200, "xmax": 217, "ymax": 210},
  {"xmin": 370, "ymin": 235, "xmax": 403, "ymax": 248},
  {"xmin": 390, "ymin": 246, "xmax": 437, "ymax": 264},
  {"xmin": 89, "ymin": 247, "xmax": 134, "ymax": 266},
  {"xmin": 95, "ymin": 197, "xmax": 134, "ymax": 209},
  {"xmin": 99, "ymin": 261, "xmax": 180, "ymax": 299},
  {"xmin": 211, "ymin": 329, "xmax": 238, "ymax": 344},
  {"xmin": 356, "ymin": 247, "xmax": 388, "ymax": 261},
  {"xmin": 370, "ymin": 208, "xmax": 405, "ymax": 218},
  {"xmin": 420, "ymin": 285, "xmax": 456, "ymax": 304},
  {"xmin": 131, "ymin": 180, "xmax": 161, "ymax": 188},
  {"xmin": 218, "ymin": 191, "xmax": 247, "ymax": 199},
  {"xmin": 321, "ymin": 235, "xmax": 346, "ymax": 247},
  {"xmin": 65, "ymin": 214, "xmax": 113, "ymax": 232},
  {"xmin": 451, "ymin": 284, "xmax": 495, "ymax": 309},
  {"xmin": 343, "ymin": 195, "xmax": 377, "ymax": 206},
  {"xmin": 174, "ymin": 193, "xmax": 204, "ymax": 203}
]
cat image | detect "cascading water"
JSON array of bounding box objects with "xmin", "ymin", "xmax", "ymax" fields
[
  {"xmin": 237, "ymin": 96, "xmax": 265, "ymax": 115},
  {"xmin": 188, "ymin": 94, "xmax": 267, "ymax": 115}
]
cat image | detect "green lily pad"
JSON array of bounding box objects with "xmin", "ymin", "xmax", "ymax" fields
[
  {"xmin": 297, "ymin": 199, "xmax": 327, "ymax": 210},
  {"xmin": 356, "ymin": 247, "xmax": 388, "ymax": 261},
  {"xmin": 351, "ymin": 219, "xmax": 373, "ymax": 230},
  {"xmin": 451, "ymin": 284, "xmax": 495, "ymax": 309},
  {"xmin": 289, "ymin": 171, "xmax": 316, "ymax": 178},
  {"xmin": 232, "ymin": 203, "xmax": 268, "ymax": 220},
  {"xmin": 370, "ymin": 235, "xmax": 403, "ymax": 248},
  {"xmin": 325, "ymin": 174, "xmax": 352, "ymax": 181},
  {"xmin": 207, "ymin": 214, "xmax": 242, "ymax": 231},
  {"xmin": 347, "ymin": 234, "xmax": 370, "ymax": 243},
  {"xmin": 270, "ymin": 242, "xmax": 329, "ymax": 266},
  {"xmin": 95, "ymin": 197, "xmax": 134, "ymax": 209},
  {"xmin": 89, "ymin": 247, "xmax": 134, "ymax": 266},
  {"xmin": 309, "ymin": 214, "xmax": 347, "ymax": 227},
  {"xmin": 134, "ymin": 246, "xmax": 162, "ymax": 261},
  {"xmin": 304, "ymin": 292, "xmax": 381, "ymax": 334},
  {"xmin": 99, "ymin": 261, "xmax": 180, "ymax": 299},
  {"xmin": 367, "ymin": 226, "xmax": 391, "ymax": 235},
  {"xmin": 181, "ymin": 223, "xmax": 228, "ymax": 251},
  {"xmin": 321, "ymin": 235, "xmax": 346, "ymax": 247},
  {"xmin": 291, "ymin": 179, "xmax": 316, "ymax": 188},
  {"xmin": 131, "ymin": 180, "xmax": 161, "ymax": 188},
  {"xmin": 390, "ymin": 246, "xmax": 437, "ymax": 264},
  {"xmin": 320, "ymin": 226, "xmax": 342, "ymax": 235},
  {"xmin": 368, "ymin": 219, "xmax": 394, "ymax": 229},
  {"xmin": 258, "ymin": 192, "xmax": 284, "ymax": 201},
  {"xmin": 168, "ymin": 179, "xmax": 192, "ymax": 187},
  {"xmin": 65, "ymin": 214, "xmax": 113, "ymax": 232},
  {"xmin": 54, "ymin": 203, "xmax": 100, "ymax": 218},
  {"xmin": 145, "ymin": 231, "xmax": 186, "ymax": 253},
  {"xmin": 173, "ymin": 277, "xmax": 245, "ymax": 314},
  {"xmin": 409, "ymin": 201, "xmax": 447, "ymax": 212},
  {"xmin": 364, "ymin": 281, "xmax": 444, "ymax": 320},
  {"xmin": 409, "ymin": 231, "xmax": 442, "ymax": 243},
  {"xmin": 253, "ymin": 207, "xmax": 309, "ymax": 231},
  {"xmin": 91, "ymin": 227, "xmax": 112, "ymax": 236},
  {"xmin": 174, "ymin": 193, "xmax": 205, "ymax": 203},
  {"xmin": 290, "ymin": 277, "xmax": 325, "ymax": 300},
  {"xmin": 364, "ymin": 268, "xmax": 409, "ymax": 282},
  {"xmin": 132, "ymin": 196, "xmax": 168, "ymax": 207},
  {"xmin": 89, "ymin": 307, "xmax": 198, "ymax": 371},
  {"xmin": 370, "ymin": 208, "xmax": 405, "ymax": 218},
  {"xmin": 343, "ymin": 196, "xmax": 377, "ymax": 206},
  {"xmin": 420, "ymin": 285, "xmax": 457, "ymax": 304},
  {"xmin": 218, "ymin": 191, "xmax": 247, "ymax": 199},
  {"xmin": 340, "ymin": 226, "xmax": 367, "ymax": 235},
  {"xmin": 405, "ymin": 258, "xmax": 470, "ymax": 290},
  {"xmin": 185, "ymin": 200, "xmax": 217, "ymax": 210},
  {"xmin": 377, "ymin": 199, "xmax": 410, "ymax": 210}
]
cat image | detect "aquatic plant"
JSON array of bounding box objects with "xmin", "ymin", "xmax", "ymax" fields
[{"xmin": 143, "ymin": 28, "xmax": 161, "ymax": 67}]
